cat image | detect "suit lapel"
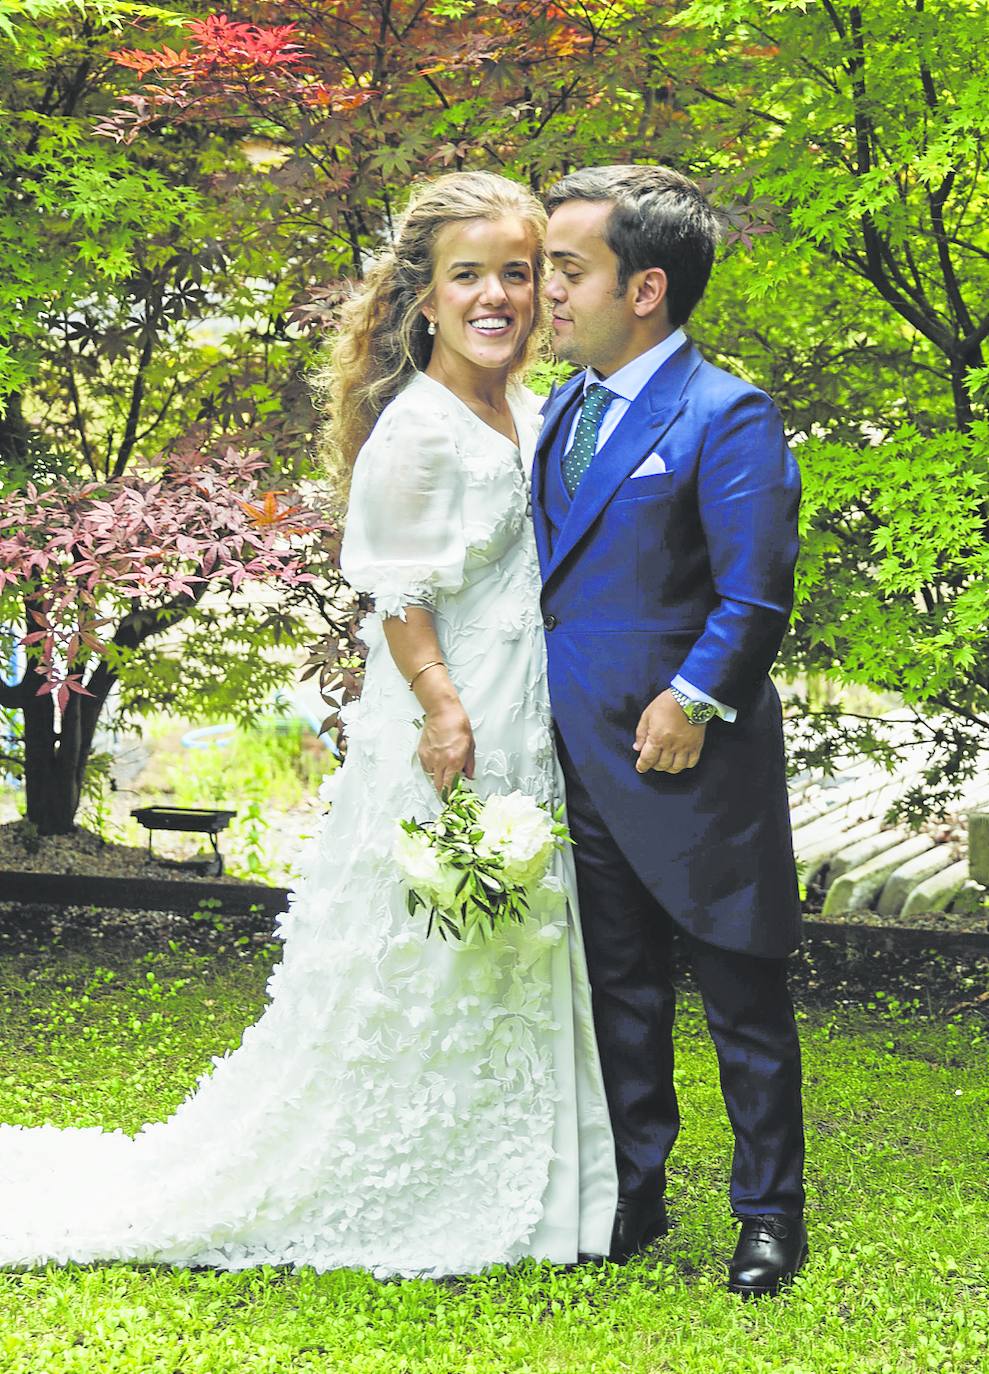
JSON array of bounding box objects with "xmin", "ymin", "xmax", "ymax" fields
[
  {"xmin": 531, "ymin": 376, "xmax": 583, "ymax": 574},
  {"xmin": 545, "ymin": 398, "xmax": 684, "ymax": 582},
  {"xmin": 543, "ymin": 341, "xmax": 702, "ymax": 585}
]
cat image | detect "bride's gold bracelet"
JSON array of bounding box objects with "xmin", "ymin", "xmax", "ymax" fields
[{"xmin": 408, "ymin": 660, "xmax": 445, "ymax": 692}]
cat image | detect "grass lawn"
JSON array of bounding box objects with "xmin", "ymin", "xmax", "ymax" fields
[{"xmin": 0, "ymin": 920, "xmax": 985, "ymax": 1374}]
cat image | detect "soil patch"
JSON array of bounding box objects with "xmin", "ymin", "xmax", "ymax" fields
[
  {"xmin": 0, "ymin": 897, "xmax": 985, "ymax": 1021},
  {"xmin": 0, "ymin": 819, "xmax": 253, "ymax": 885}
]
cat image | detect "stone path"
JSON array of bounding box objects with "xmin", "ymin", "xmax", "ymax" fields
[{"xmin": 790, "ymin": 753, "xmax": 988, "ymax": 920}]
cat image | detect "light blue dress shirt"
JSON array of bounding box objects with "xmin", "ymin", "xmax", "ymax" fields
[{"xmin": 564, "ymin": 330, "xmax": 736, "ymax": 723}]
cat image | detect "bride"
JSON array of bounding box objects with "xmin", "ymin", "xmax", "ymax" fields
[{"xmin": 0, "ymin": 171, "xmax": 618, "ymax": 1277}]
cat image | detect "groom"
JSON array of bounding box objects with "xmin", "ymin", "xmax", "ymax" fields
[{"xmin": 531, "ymin": 165, "xmax": 807, "ymax": 1297}]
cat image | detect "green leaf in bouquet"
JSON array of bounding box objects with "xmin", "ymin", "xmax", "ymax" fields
[{"xmin": 442, "ymin": 912, "xmax": 464, "ymax": 941}]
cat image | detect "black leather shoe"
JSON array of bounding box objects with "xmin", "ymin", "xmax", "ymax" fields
[
  {"xmin": 728, "ymin": 1213, "xmax": 808, "ymax": 1297},
  {"xmin": 609, "ymin": 1196, "xmax": 669, "ymax": 1263}
]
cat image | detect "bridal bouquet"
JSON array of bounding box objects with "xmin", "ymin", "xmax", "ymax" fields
[{"xmin": 393, "ymin": 778, "xmax": 572, "ymax": 942}]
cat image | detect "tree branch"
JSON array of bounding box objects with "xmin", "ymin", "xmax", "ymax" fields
[
  {"xmin": 419, "ymin": 71, "xmax": 451, "ymax": 111},
  {"xmin": 372, "ymin": 0, "xmax": 394, "ymax": 90},
  {"xmin": 133, "ymin": 377, "xmax": 182, "ymax": 446},
  {"xmin": 931, "ymin": 695, "xmax": 989, "ymax": 731},
  {"xmin": 0, "ymin": 677, "xmax": 26, "ymax": 709},
  {"xmin": 842, "ymin": 227, "xmax": 954, "ymax": 353},
  {"xmin": 111, "ymin": 293, "xmax": 161, "ymax": 478},
  {"xmin": 927, "ymin": 175, "xmax": 976, "ymax": 337},
  {"xmin": 870, "ymin": 224, "xmax": 941, "ymax": 324},
  {"xmin": 916, "ymin": 41, "xmax": 976, "ymax": 338},
  {"xmin": 846, "ymin": 6, "xmax": 872, "ymax": 177},
  {"xmin": 820, "ymin": 0, "xmax": 848, "ymax": 42},
  {"xmin": 676, "ymin": 77, "xmax": 787, "ymax": 129},
  {"xmin": 397, "ymin": 0, "xmax": 430, "ymax": 42},
  {"xmin": 960, "ymin": 315, "xmax": 989, "ymax": 354},
  {"xmin": 62, "ymin": 339, "xmax": 97, "ymax": 479},
  {"xmin": 57, "ymin": 681, "xmax": 83, "ymax": 774},
  {"xmin": 76, "ymin": 655, "xmax": 119, "ymax": 771},
  {"xmin": 113, "ymin": 582, "xmax": 211, "ymax": 652}
]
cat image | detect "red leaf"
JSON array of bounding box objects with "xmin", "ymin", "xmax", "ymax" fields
[{"xmin": 64, "ymin": 676, "xmax": 95, "ymax": 698}]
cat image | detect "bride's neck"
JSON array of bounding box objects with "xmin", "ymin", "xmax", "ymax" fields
[{"xmin": 424, "ymin": 356, "xmax": 510, "ymax": 416}]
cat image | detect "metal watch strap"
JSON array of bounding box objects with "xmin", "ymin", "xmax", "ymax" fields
[{"xmin": 669, "ymin": 684, "xmax": 717, "ymax": 724}]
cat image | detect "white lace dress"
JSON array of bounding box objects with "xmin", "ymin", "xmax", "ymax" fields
[{"xmin": 0, "ymin": 373, "xmax": 618, "ymax": 1277}]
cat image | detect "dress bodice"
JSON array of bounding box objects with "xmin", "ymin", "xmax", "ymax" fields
[{"xmin": 340, "ymin": 372, "xmax": 542, "ymax": 619}]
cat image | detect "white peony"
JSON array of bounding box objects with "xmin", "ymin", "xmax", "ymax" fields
[
  {"xmin": 393, "ymin": 826, "xmax": 444, "ymax": 889},
  {"xmin": 474, "ymin": 792, "xmax": 557, "ymax": 889},
  {"xmin": 393, "ymin": 826, "xmax": 461, "ymax": 908}
]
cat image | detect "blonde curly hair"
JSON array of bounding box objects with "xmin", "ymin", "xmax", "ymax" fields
[{"xmin": 312, "ymin": 170, "xmax": 547, "ymax": 496}]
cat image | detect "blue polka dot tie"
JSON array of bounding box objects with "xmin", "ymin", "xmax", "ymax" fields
[{"xmin": 562, "ymin": 383, "xmax": 617, "ymax": 498}]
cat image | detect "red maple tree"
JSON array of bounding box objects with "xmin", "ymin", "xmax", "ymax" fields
[{"xmin": 0, "ymin": 441, "xmax": 339, "ymax": 832}]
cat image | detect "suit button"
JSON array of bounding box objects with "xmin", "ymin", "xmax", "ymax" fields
[{"xmin": 543, "ymin": 614, "xmax": 558, "ymax": 630}]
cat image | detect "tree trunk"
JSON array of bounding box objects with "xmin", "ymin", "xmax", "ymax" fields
[
  {"xmin": 19, "ymin": 658, "xmax": 125, "ymax": 834},
  {"xmin": 15, "ymin": 594, "xmax": 199, "ymax": 835},
  {"xmin": 21, "ymin": 683, "xmax": 85, "ymax": 834},
  {"xmin": 0, "ymin": 391, "xmax": 30, "ymax": 468},
  {"xmin": 950, "ymin": 345, "xmax": 981, "ymax": 432}
]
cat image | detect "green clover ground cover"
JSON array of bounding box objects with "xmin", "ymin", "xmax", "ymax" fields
[{"xmin": 0, "ymin": 924, "xmax": 985, "ymax": 1374}]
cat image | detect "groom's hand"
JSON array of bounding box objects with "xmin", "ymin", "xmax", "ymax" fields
[{"xmin": 633, "ymin": 690, "xmax": 707, "ymax": 774}]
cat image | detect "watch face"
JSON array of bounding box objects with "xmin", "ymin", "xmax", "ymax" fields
[{"xmin": 688, "ymin": 701, "xmax": 717, "ymax": 723}]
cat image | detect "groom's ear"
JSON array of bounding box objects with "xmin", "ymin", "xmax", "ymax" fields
[{"xmin": 631, "ymin": 267, "xmax": 669, "ymax": 321}]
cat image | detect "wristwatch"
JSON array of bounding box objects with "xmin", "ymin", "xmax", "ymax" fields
[{"xmin": 668, "ymin": 684, "xmax": 717, "ymax": 725}]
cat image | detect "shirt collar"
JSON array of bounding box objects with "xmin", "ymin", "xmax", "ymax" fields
[{"xmin": 581, "ymin": 328, "xmax": 688, "ymax": 402}]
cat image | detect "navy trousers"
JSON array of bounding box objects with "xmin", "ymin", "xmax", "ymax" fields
[{"xmin": 558, "ymin": 733, "xmax": 806, "ymax": 1217}]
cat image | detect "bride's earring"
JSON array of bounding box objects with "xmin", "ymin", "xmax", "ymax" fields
[{"xmin": 427, "ymin": 318, "xmax": 437, "ymax": 336}]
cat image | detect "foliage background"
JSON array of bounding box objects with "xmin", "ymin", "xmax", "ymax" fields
[
  {"xmin": 1, "ymin": 0, "xmax": 987, "ymax": 826},
  {"xmin": 0, "ymin": 7, "xmax": 986, "ymax": 1369}
]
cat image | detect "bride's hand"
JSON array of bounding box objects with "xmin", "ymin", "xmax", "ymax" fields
[{"xmin": 418, "ymin": 702, "xmax": 476, "ymax": 794}]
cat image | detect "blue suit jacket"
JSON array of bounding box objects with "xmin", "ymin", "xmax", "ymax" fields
[{"xmin": 532, "ymin": 340, "xmax": 802, "ymax": 956}]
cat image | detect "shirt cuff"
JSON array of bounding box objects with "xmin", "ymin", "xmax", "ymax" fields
[{"xmin": 671, "ymin": 674, "xmax": 737, "ymax": 724}]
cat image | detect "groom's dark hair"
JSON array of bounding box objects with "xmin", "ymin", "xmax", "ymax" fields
[{"xmin": 545, "ymin": 165, "xmax": 720, "ymax": 327}]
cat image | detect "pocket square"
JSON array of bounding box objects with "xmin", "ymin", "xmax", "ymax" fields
[{"xmin": 631, "ymin": 452, "xmax": 668, "ymax": 478}]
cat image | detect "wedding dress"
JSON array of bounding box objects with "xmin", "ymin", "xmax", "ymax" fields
[{"xmin": 0, "ymin": 373, "xmax": 618, "ymax": 1277}]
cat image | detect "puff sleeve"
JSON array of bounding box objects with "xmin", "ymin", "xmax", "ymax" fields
[{"xmin": 339, "ymin": 391, "xmax": 467, "ymax": 619}]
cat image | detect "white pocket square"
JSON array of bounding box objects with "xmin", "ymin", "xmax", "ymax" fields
[{"xmin": 630, "ymin": 452, "xmax": 668, "ymax": 478}]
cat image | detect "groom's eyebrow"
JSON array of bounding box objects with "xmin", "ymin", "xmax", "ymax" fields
[{"xmin": 548, "ymin": 249, "xmax": 587, "ymax": 263}]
